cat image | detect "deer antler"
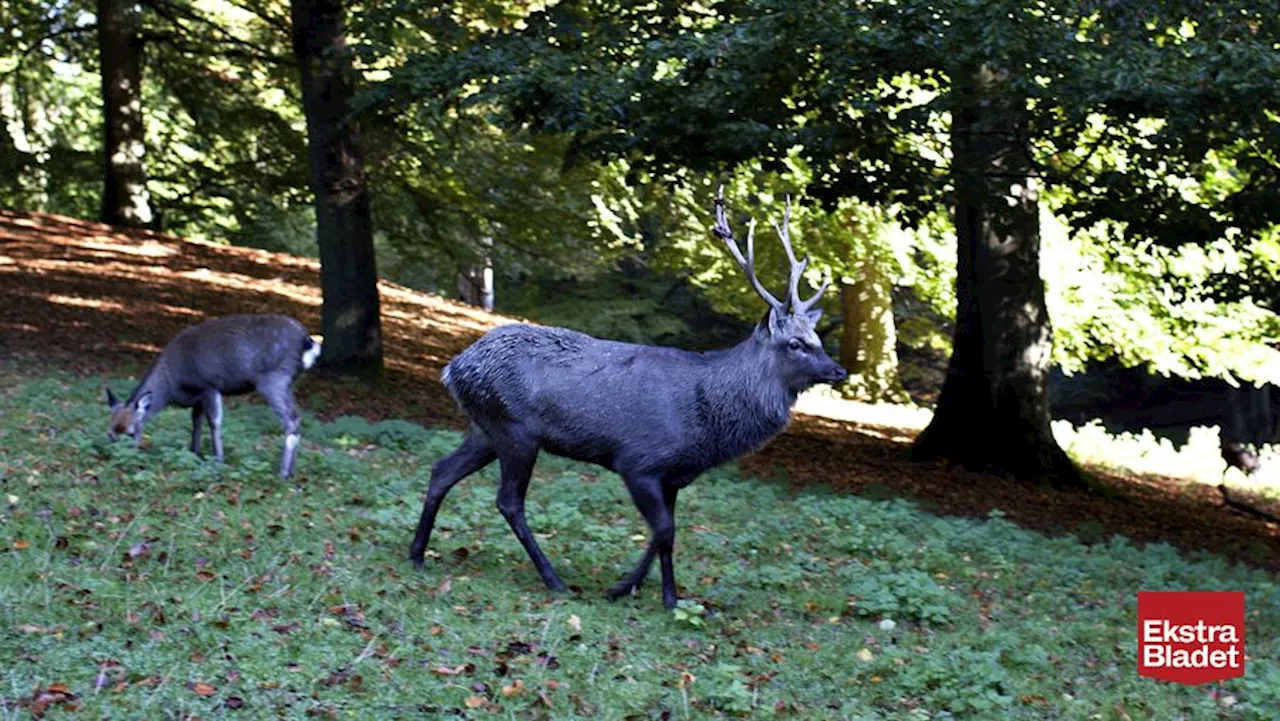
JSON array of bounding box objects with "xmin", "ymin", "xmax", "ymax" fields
[
  {"xmin": 713, "ymin": 187, "xmax": 829, "ymax": 315},
  {"xmin": 713, "ymin": 186, "xmax": 783, "ymax": 312},
  {"xmin": 770, "ymin": 195, "xmax": 828, "ymax": 315}
]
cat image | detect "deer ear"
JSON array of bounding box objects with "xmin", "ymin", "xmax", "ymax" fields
[
  {"xmin": 804, "ymin": 307, "xmax": 824, "ymax": 325},
  {"xmin": 767, "ymin": 305, "xmax": 788, "ymax": 337},
  {"xmin": 135, "ymin": 392, "xmax": 152, "ymax": 416},
  {"xmin": 106, "ymin": 387, "xmax": 121, "ymax": 409}
]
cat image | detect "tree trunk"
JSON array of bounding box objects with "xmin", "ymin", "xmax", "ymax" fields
[
  {"xmin": 839, "ymin": 262, "xmax": 905, "ymax": 403},
  {"xmin": 456, "ymin": 236, "xmax": 495, "ymax": 311},
  {"xmin": 291, "ymin": 0, "xmax": 383, "ymax": 378},
  {"xmin": 456, "ymin": 265, "xmax": 495, "ymax": 311},
  {"xmin": 1223, "ymin": 384, "xmax": 1274, "ymax": 447},
  {"xmin": 97, "ymin": 0, "xmax": 152, "ymax": 227},
  {"xmin": 911, "ymin": 64, "xmax": 1082, "ymax": 489}
]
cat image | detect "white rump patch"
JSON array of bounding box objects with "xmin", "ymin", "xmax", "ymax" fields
[{"xmin": 302, "ymin": 339, "xmax": 322, "ymax": 370}]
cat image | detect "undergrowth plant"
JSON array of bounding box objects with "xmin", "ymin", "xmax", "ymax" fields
[{"xmin": 0, "ymin": 368, "xmax": 1277, "ymax": 719}]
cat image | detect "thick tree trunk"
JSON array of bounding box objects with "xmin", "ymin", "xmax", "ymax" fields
[
  {"xmin": 911, "ymin": 65, "xmax": 1082, "ymax": 488},
  {"xmin": 839, "ymin": 262, "xmax": 905, "ymax": 403},
  {"xmin": 1223, "ymin": 384, "xmax": 1274, "ymax": 447},
  {"xmin": 97, "ymin": 0, "xmax": 152, "ymax": 227},
  {"xmin": 291, "ymin": 0, "xmax": 383, "ymax": 378}
]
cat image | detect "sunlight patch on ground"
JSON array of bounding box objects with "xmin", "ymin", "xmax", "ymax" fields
[
  {"xmin": 1053, "ymin": 420, "xmax": 1280, "ymax": 498},
  {"xmin": 794, "ymin": 390, "xmax": 1280, "ymax": 499},
  {"xmin": 177, "ymin": 268, "xmax": 322, "ymax": 306},
  {"xmin": 71, "ymin": 238, "xmax": 177, "ymax": 258},
  {"xmin": 794, "ymin": 391, "xmax": 933, "ymax": 431},
  {"xmin": 44, "ymin": 293, "xmax": 126, "ymax": 311}
]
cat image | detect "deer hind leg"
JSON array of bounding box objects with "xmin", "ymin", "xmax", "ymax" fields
[
  {"xmin": 408, "ymin": 428, "xmax": 497, "ymax": 568},
  {"xmin": 190, "ymin": 402, "xmax": 205, "ymax": 455},
  {"xmin": 202, "ymin": 390, "xmax": 225, "ymax": 463},
  {"xmin": 258, "ymin": 372, "xmax": 301, "ymax": 478},
  {"xmin": 495, "ymin": 439, "xmax": 568, "ymax": 592},
  {"xmin": 609, "ymin": 478, "xmax": 679, "ymax": 609}
]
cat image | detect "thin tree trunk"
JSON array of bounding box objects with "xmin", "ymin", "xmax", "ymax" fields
[
  {"xmin": 291, "ymin": 0, "xmax": 382, "ymax": 378},
  {"xmin": 97, "ymin": 0, "xmax": 152, "ymax": 227},
  {"xmin": 456, "ymin": 236, "xmax": 495, "ymax": 311},
  {"xmin": 911, "ymin": 64, "xmax": 1081, "ymax": 488},
  {"xmin": 839, "ymin": 262, "xmax": 905, "ymax": 403}
]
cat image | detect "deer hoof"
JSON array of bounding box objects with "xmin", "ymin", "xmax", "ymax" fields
[{"xmin": 604, "ymin": 583, "xmax": 638, "ymax": 601}]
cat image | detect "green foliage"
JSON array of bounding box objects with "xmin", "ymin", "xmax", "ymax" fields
[
  {"xmin": 839, "ymin": 563, "xmax": 956, "ymax": 625},
  {"xmin": 671, "ymin": 599, "xmax": 707, "ymax": 628},
  {"xmin": 1044, "ymin": 197, "xmax": 1280, "ymax": 385},
  {"xmin": 500, "ymin": 271, "xmax": 697, "ymax": 346},
  {"xmin": 384, "ymin": 0, "xmax": 1280, "ymax": 384},
  {"xmin": 3, "ymin": 365, "xmax": 1277, "ymax": 718},
  {"xmin": 1, "ymin": 0, "xmax": 310, "ymax": 237}
]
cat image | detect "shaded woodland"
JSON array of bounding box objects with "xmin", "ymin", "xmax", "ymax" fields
[{"xmin": 3, "ymin": 0, "xmax": 1279, "ymax": 498}]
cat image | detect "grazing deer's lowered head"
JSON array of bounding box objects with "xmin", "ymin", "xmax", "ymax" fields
[
  {"xmin": 104, "ymin": 313, "xmax": 321, "ymax": 478},
  {"xmin": 408, "ymin": 187, "xmax": 847, "ymax": 609}
]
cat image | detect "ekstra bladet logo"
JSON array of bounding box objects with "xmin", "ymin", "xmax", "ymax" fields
[{"xmin": 1137, "ymin": 591, "xmax": 1245, "ymax": 685}]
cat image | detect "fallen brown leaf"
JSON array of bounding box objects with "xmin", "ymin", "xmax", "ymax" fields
[{"xmin": 192, "ymin": 682, "xmax": 216, "ymax": 697}]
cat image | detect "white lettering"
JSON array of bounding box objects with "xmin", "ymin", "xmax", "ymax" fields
[
  {"xmin": 1141, "ymin": 644, "xmax": 1242, "ymax": 669},
  {"xmin": 1143, "ymin": 645, "xmax": 1164, "ymax": 667},
  {"xmin": 1143, "ymin": 619, "xmax": 1164, "ymax": 643},
  {"xmin": 1143, "ymin": 620, "xmax": 1240, "ymax": 644}
]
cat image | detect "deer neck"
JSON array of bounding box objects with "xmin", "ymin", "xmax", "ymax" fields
[
  {"xmin": 699, "ymin": 340, "xmax": 795, "ymax": 453},
  {"xmin": 129, "ymin": 357, "xmax": 172, "ymax": 410}
]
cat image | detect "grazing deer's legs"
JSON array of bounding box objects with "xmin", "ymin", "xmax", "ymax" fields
[
  {"xmin": 190, "ymin": 402, "xmax": 205, "ymax": 455},
  {"xmin": 408, "ymin": 429, "xmax": 497, "ymax": 568},
  {"xmin": 610, "ymin": 478, "xmax": 679, "ymax": 609},
  {"xmin": 496, "ymin": 443, "xmax": 568, "ymax": 592},
  {"xmin": 259, "ymin": 372, "xmax": 301, "ymax": 478},
  {"xmin": 657, "ymin": 485, "xmax": 679, "ymax": 608},
  {"xmin": 203, "ymin": 390, "xmax": 225, "ymax": 463}
]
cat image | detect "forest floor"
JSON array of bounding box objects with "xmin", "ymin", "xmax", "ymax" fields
[{"xmin": 3, "ymin": 208, "xmax": 1279, "ymax": 571}]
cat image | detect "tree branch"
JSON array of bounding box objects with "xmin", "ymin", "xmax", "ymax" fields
[
  {"xmin": 142, "ymin": 0, "xmax": 291, "ymax": 66},
  {"xmin": 4, "ymin": 23, "xmax": 97, "ymax": 81}
]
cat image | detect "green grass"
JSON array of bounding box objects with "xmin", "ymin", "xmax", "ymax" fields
[{"xmin": 1, "ymin": 368, "xmax": 1279, "ymax": 719}]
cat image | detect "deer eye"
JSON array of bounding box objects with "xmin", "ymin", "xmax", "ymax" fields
[{"xmin": 787, "ymin": 338, "xmax": 804, "ymax": 352}]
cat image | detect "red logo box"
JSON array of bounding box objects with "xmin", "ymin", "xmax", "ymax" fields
[{"xmin": 1137, "ymin": 591, "xmax": 1245, "ymax": 685}]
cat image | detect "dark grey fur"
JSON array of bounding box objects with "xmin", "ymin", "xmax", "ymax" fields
[
  {"xmin": 408, "ymin": 192, "xmax": 847, "ymax": 608},
  {"xmin": 105, "ymin": 313, "xmax": 321, "ymax": 478}
]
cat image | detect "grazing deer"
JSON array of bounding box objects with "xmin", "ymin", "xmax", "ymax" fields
[
  {"xmin": 408, "ymin": 189, "xmax": 847, "ymax": 608},
  {"xmin": 105, "ymin": 314, "xmax": 321, "ymax": 478}
]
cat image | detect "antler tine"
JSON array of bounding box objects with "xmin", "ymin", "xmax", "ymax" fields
[
  {"xmin": 712, "ymin": 186, "xmax": 784, "ymax": 311},
  {"xmin": 796, "ymin": 277, "xmax": 830, "ymax": 314},
  {"xmin": 771, "ymin": 195, "xmax": 811, "ymax": 310}
]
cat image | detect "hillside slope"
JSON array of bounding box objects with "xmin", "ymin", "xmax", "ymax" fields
[
  {"xmin": 2, "ymin": 208, "xmax": 1278, "ymax": 568},
  {"xmin": 0, "ymin": 209, "xmax": 505, "ymax": 425}
]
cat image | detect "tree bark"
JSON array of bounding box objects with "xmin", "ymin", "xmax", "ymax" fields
[
  {"xmin": 911, "ymin": 64, "xmax": 1082, "ymax": 488},
  {"xmin": 1223, "ymin": 383, "xmax": 1273, "ymax": 447},
  {"xmin": 839, "ymin": 262, "xmax": 905, "ymax": 403},
  {"xmin": 457, "ymin": 236, "xmax": 495, "ymax": 311},
  {"xmin": 457, "ymin": 265, "xmax": 495, "ymax": 311},
  {"xmin": 291, "ymin": 0, "xmax": 383, "ymax": 378},
  {"xmin": 97, "ymin": 0, "xmax": 153, "ymax": 227}
]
